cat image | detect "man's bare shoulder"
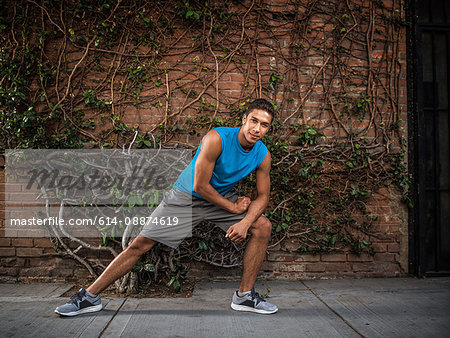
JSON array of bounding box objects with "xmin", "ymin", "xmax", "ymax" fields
[
  {"xmin": 202, "ymin": 129, "xmax": 220, "ymax": 143},
  {"xmin": 199, "ymin": 129, "xmax": 222, "ymax": 159},
  {"xmin": 258, "ymin": 150, "xmax": 271, "ymax": 171}
]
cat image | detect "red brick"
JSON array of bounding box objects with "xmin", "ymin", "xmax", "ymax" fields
[
  {"xmin": 297, "ymin": 254, "xmax": 321, "ymax": 262},
  {"xmin": 218, "ymin": 81, "xmax": 243, "ymax": 91},
  {"xmin": 351, "ymin": 263, "xmax": 374, "ymax": 272},
  {"xmin": 6, "ymin": 192, "xmax": 40, "ymax": 202},
  {"xmin": 229, "ymin": 73, "xmax": 246, "ymax": 82},
  {"xmin": 0, "ymin": 247, "xmax": 15, "ymax": 256},
  {"xmin": 321, "ymin": 253, "xmax": 347, "ymax": 262},
  {"xmin": 379, "ymin": 224, "xmax": 390, "ymax": 233},
  {"xmin": 12, "ymin": 238, "xmax": 34, "ymax": 247},
  {"xmin": 305, "ymin": 263, "xmax": 326, "ymax": 272},
  {"xmin": 347, "ymin": 253, "xmax": 373, "ymax": 262},
  {"xmin": 0, "ymin": 238, "xmax": 11, "ymax": 246},
  {"xmin": 372, "ymin": 243, "xmax": 387, "ymax": 252},
  {"xmin": 43, "ymin": 247, "xmax": 57, "ymax": 254},
  {"xmin": 260, "ymin": 261, "xmax": 274, "ymax": 271},
  {"xmin": 4, "ymin": 184, "xmax": 22, "ymax": 192},
  {"xmin": 1, "ymin": 257, "xmax": 25, "ymax": 266},
  {"xmin": 28, "ymin": 257, "xmax": 60, "ymax": 267},
  {"xmin": 267, "ymin": 252, "xmax": 292, "ymax": 261},
  {"xmin": 371, "ymin": 198, "xmax": 390, "ymax": 207},
  {"xmin": 348, "ymin": 59, "xmax": 364, "ymax": 67},
  {"xmin": 379, "ymin": 0, "xmax": 391, "ymax": 8},
  {"xmin": 374, "ymin": 253, "xmax": 396, "ymax": 262},
  {"xmin": 33, "ymin": 238, "xmax": 54, "ymax": 248},
  {"xmin": 366, "ymin": 205, "xmax": 392, "ymax": 215},
  {"xmin": 16, "ymin": 248, "xmax": 44, "ymax": 257},
  {"xmin": 370, "ymin": 233, "xmax": 396, "ymax": 243},
  {"xmin": 278, "ymin": 263, "xmax": 305, "ymax": 272},
  {"xmin": 49, "ymin": 268, "xmax": 74, "ymax": 277},
  {"xmin": 381, "ymin": 262, "xmax": 402, "ymax": 273},
  {"xmin": 19, "ymin": 267, "xmax": 53, "ymax": 277},
  {"xmin": 323, "ymin": 263, "xmax": 351, "ymax": 272},
  {"xmin": 387, "ymin": 243, "xmax": 400, "ymax": 253}
]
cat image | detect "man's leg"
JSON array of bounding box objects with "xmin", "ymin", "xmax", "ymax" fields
[
  {"xmin": 238, "ymin": 216, "xmax": 272, "ymax": 292},
  {"xmin": 87, "ymin": 235, "xmax": 156, "ymax": 295},
  {"xmin": 231, "ymin": 215, "xmax": 278, "ymax": 314},
  {"xmin": 56, "ymin": 187, "xmax": 196, "ymax": 316},
  {"xmin": 55, "ymin": 235, "xmax": 156, "ymax": 316},
  {"xmin": 88, "ymin": 189, "xmax": 196, "ymax": 295}
]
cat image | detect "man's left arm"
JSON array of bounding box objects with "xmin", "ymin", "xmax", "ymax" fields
[{"xmin": 226, "ymin": 151, "xmax": 271, "ymax": 242}]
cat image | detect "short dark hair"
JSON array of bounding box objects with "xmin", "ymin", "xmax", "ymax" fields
[{"xmin": 247, "ymin": 98, "xmax": 275, "ymax": 119}]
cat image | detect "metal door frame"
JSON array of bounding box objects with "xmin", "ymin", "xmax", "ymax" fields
[{"xmin": 408, "ymin": 0, "xmax": 450, "ymax": 277}]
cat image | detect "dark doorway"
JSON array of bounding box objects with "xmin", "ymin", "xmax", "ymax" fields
[{"xmin": 414, "ymin": 0, "xmax": 450, "ymax": 276}]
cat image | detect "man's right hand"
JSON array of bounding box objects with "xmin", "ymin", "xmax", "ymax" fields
[{"xmin": 232, "ymin": 196, "xmax": 251, "ymax": 214}]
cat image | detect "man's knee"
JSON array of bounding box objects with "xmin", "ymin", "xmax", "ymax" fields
[
  {"xmin": 126, "ymin": 236, "xmax": 156, "ymax": 254},
  {"xmin": 251, "ymin": 216, "xmax": 272, "ymax": 239}
]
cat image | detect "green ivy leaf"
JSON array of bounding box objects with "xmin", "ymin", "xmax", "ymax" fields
[
  {"xmin": 128, "ymin": 195, "xmax": 136, "ymax": 207},
  {"xmin": 144, "ymin": 263, "xmax": 154, "ymax": 272},
  {"xmin": 167, "ymin": 276, "xmax": 176, "ymax": 287},
  {"xmin": 173, "ymin": 280, "xmax": 181, "ymax": 292}
]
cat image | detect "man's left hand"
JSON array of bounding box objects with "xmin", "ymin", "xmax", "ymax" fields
[{"xmin": 226, "ymin": 220, "xmax": 251, "ymax": 242}]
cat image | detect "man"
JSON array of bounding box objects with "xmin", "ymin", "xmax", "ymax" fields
[{"xmin": 55, "ymin": 98, "xmax": 278, "ymax": 316}]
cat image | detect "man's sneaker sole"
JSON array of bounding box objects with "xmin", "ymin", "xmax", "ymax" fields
[
  {"xmin": 55, "ymin": 304, "xmax": 103, "ymax": 316},
  {"xmin": 231, "ymin": 302, "xmax": 278, "ymax": 314}
]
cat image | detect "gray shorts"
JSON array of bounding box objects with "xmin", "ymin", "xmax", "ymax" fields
[{"xmin": 139, "ymin": 188, "xmax": 247, "ymax": 248}]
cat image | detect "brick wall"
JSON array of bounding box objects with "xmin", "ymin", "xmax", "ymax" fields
[
  {"xmin": 264, "ymin": 187, "xmax": 407, "ymax": 279},
  {"xmin": 1, "ymin": 165, "xmax": 408, "ymax": 282},
  {"xmin": 0, "ymin": 0, "xmax": 409, "ymax": 282}
]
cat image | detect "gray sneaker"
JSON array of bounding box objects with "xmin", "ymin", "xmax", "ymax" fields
[
  {"xmin": 55, "ymin": 288, "xmax": 102, "ymax": 316},
  {"xmin": 231, "ymin": 287, "xmax": 278, "ymax": 314}
]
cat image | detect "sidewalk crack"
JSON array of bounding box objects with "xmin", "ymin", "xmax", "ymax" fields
[
  {"xmin": 98, "ymin": 298, "xmax": 127, "ymax": 337},
  {"xmin": 301, "ymin": 280, "xmax": 365, "ymax": 338}
]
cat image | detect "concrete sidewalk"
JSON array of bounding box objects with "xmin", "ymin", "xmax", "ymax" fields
[{"xmin": 0, "ymin": 277, "xmax": 449, "ymax": 338}]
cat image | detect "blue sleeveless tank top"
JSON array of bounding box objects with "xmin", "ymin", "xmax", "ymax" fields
[{"xmin": 173, "ymin": 126, "xmax": 268, "ymax": 199}]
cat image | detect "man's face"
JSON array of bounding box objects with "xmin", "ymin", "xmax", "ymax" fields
[{"xmin": 241, "ymin": 109, "xmax": 272, "ymax": 145}]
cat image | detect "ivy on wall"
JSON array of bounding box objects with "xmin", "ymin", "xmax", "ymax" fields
[{"xmin": 0, "ymin": 0, "xmax": 411, "ymax": 293}]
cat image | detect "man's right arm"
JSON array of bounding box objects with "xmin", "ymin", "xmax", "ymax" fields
[{"xmin": 193, "ymin": 130, "xmax": 250, "ymax": 214}]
